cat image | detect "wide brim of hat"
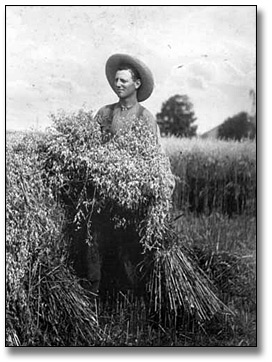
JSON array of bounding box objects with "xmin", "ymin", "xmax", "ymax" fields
[{"xmin": 105, "ymin": 54, "xmax": 154, "ymax": 102}]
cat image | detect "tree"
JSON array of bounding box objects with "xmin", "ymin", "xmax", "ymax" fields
[
  {"xmin": 156, "ymin": 94, "xmax": 198, "ymax": 137},
  {"xmin": 218, "ymin": 112, "xmax": 256, "ymax": 141}
]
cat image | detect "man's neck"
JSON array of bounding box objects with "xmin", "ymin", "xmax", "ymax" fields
[{"xmin": 119, "ymin": 95, "xmax": 138, "ymax": 109}]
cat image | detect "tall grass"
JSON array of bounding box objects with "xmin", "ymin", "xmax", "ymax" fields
[
  {"xmin": 173, "ymin": 212, "xmax": 256, "ymax": 346},
  {"xmin": 162, "ymin": 136, "xmax": 256, "ymax": 216}
]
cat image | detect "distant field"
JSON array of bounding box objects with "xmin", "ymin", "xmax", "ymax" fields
[{"xmin": 161, "ymin": 136, "xmax": 256, "ymax": 215}]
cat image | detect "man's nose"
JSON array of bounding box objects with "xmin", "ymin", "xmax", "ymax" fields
[{"xmin": 115, "ymin": 79, "xmax": 121, "ymax": 87}]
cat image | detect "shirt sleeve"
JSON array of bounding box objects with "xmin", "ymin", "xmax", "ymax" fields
[
  {"xmin": 94, "ymin": 107, "xmax": 105, "ymax": 126},
  {"xmin": 94, "ymin": 106, "xmax": 113, "ymax": 144},
  {"xmin": 94, "ymin": 106, "xmax": 113, "ymax": 134},
  {"xmin": 142, "ymin": 108, "xmax": 165, "ymax": 150},
  {"xmin": 142, "ymin": 109, "xmax": 175, "ymax": 193},
  {"xmin": 142, "ymin": 109, "xmax": 159, "ymax": 139}
]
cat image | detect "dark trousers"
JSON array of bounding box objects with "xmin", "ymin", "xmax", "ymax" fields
[{"xmin": 85, "ymin": 224, "xmax": 144, "ymax": 296}]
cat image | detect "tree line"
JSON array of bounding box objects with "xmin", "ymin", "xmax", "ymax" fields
[{"xmin": 156, "ymin": 93, "xmax": 256, "ymax": 140}]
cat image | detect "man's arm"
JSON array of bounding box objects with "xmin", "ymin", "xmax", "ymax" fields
[{"xmin": 142, "ymin": 108, "xmax": 166, "ymax": 151}]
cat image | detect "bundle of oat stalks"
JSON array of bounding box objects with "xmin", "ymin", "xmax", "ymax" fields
[
  {"xmin": 6, "ymin": 131, "xmax": 102, "ymax": 346},
  {"xmin": 43, "ymin": 109, "xmax": 232, "ymax": 322}
]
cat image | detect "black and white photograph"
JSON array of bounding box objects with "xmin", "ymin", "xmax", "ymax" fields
[{"xmin": 6, "ymin": 5, "xmax": 257, "ymax": 348}]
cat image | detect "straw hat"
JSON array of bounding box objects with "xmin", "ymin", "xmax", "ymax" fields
[{"xmin": 105, "ymin": 54, "xmax": 154, "ymax": 102}]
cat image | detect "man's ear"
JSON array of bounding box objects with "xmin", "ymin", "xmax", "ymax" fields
[{"xmin": 135, "ymin": 79, "xmax": 141, "ymax": 90}]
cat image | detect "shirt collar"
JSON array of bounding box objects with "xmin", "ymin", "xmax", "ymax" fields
[{"xmin": 118, "ymin": 101, "xmax": 138, "ymax": 111}]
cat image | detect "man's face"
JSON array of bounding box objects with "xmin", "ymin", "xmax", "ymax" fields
[{"xmin": 114, "ymin": 69, "xmax": 141, "ymax": 100}]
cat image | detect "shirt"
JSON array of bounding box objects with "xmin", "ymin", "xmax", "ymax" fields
[
  {"xmin": 95, "ymin": 102, "xmax": 161, "ymax": 143},
  {"xmin": 95, "ymin": 101, "xmax": 175, "ymax": 191}
]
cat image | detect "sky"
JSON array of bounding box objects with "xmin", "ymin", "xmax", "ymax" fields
[{"xmin": 6, "ymin": 5, "xmax": 256, "ymax": 134}]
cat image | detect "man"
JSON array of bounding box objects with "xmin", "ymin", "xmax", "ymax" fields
[
  {"xmin": 95, "ymin": 53, "xmax": 161, "ymax": 144},
  {"xmin": 86, "ymin": 54, "xmax": 173, "ymax": 296}
]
